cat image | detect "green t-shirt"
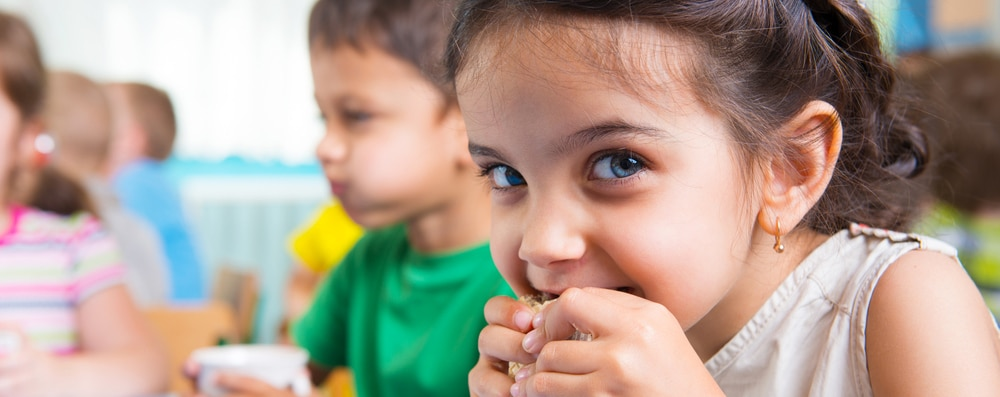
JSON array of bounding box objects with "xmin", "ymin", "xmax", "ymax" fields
[{"xmin": 292, "ymin": 224, "xmax": 514, "ymax": 397}]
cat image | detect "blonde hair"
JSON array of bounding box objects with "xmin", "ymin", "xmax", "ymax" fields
[
  {"xmin": 45, "ymin": 71, "xmax": 111, "ymax": 173},
  {"xmin": 106, "ymin": 82, "xmax": 176, "ymax": 160}
]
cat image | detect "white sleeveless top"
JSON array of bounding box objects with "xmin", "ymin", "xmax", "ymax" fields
[{"xmin": 705, "ymin": 224, "xmax": 965, "ymax": 396}]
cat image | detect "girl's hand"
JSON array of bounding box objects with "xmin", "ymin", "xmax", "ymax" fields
[
  {"xmin": 469, "ymin": 295, "xmax": 537, "ymax": 397},
  {"xmin": 514, "ymin": 288, "xmax": 724, "ymax": 397},
  {"xmin": 0, "ymin": 325, "xmax": 57, "ymax": 397}
]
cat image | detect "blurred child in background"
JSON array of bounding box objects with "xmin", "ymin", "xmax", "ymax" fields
[
  {"xmin": 0, "ymin": 11, "xmax": 167, "ymax": 396},
  {"xmin": 43, "ymin": 70, "xmax": 170, "ymax": 307},
  {"xmin": 196, "ymin": 0, "xmax": 514, "ymax": 396},
  {"xmin": 103, "ymin": 82, "xmax": 206, "ymax": 304},
  {"xmin": 911, "ymin": 50, "xmax": 1000, "ymax": 318}
]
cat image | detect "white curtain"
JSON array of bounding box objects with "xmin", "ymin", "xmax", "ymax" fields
[{"xmin": 0, "ymin": 0, "xmax": 322, "ymax": 164}]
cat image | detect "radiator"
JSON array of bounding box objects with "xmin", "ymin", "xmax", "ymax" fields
[{"xmin": 180, "ymin": 175, "xmax": 328, "ymax": 343}]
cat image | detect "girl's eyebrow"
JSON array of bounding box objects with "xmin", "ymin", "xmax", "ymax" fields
[
  {"xmin": 468, "ymin": 142, "xmax": 506, "ymax": 161},
  {"xmin": 551, "ymin": 120, "xmax": 668, "ymax": 157},
  {"xmin": 468, "ymin": 120, "xmax": 668, "ymax": 161}
]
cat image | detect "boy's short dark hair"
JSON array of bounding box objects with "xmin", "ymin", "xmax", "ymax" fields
[
  {"xmin": 308, "ymin": 0, "xmax": 458, "ymax": 106},
  {"xmin": 911, "ymin": 51, "xmax": 1000, "ymax": 214}
]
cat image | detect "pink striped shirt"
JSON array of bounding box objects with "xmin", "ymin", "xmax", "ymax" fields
[{"xmin": 0, "ymin": 207, "xmax": 125, "ymax": 354}]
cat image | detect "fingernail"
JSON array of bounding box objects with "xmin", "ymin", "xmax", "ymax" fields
[
  {"xmin": 514, "ymin": 366, "xmax": 531, "ymax": 382},
  {"xmin": 514, "ymin": 310, "xmax": 532, "ymax": 332},
  {"xmin": 522, "ymin": 329, "xmax": 543, "ymax": 354},
  {"xmin": 510, "ymin": 382, "xmax": 520, "ymax": 397},
  {"xmin": 532, "ymin": 312, "xmax": 544, "ymax": 329}
]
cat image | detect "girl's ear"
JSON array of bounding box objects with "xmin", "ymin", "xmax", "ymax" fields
[
  {"xmin": 757, "ymin": 100, "xmax": 843, "ymax": 235},
  {"xmin": 18, "ymin": 118, "xmax": 47, "ymax": 168},
  {"xmin": 6, "ymin": 119, "xmax": 47, "ymax": 206}
]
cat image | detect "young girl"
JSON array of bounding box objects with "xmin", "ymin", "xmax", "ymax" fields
[
  {"xmin": 445, "ymin": 1, "xmax": 1000, "ymax": 396},
  {"xmin": 0, "ymin": 11, "xmax": 167, "ymax": 396}
]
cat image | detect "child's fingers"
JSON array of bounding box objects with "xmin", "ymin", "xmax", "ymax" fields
[
  {"xmin": 573, "ymin": 286, "xmax": 655, "ymax": 308},
  {"xmin": 532, "ymin": 339, "xmax": 601, "ymax": 376},
  {"xmin": 479, "ymin": 323, "xmax": 535, "ymax": 367},
  {"xmin": 469, "ymin": 356, "xmax": 516, "ymax": 397},
  {"xmin": 215, "ymin": 373, "xmax": 291, "ymax": 396},
  {"xmin": 522, "ymin": 288, "xmax": 604, "ymax": 350},
  {"xmin": 519, "ymin": 371, "xmax": 595, "ymax": 397},
  {"xmin": 182, "ymin": 358, "xmax": 200, "ymax": 378},
  {"xmin": 544, "ymin": 287, "xmax": 674, "ymax": 341},
  {"xmin": 182, "ymin": 358, "xmax": 201, "ymax": 393},
  {"xmin": 484, "ymin": 295, "xmax": 535, "ymax": 333}
]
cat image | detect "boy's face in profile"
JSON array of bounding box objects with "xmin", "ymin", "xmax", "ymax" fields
[{"xmin": 311, "ymin": 43, "xmax": 469, "ymax": 229}]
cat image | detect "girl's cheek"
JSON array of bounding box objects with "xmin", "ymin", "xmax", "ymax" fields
[
  {"xmin": 491, "ymin": 226, "xmax": 529, "ymax": 292},
  {"xmin": 494, "ymin": 247, "xmax": 524, "ymax": 288}
]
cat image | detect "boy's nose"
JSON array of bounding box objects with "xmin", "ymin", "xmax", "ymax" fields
[
  {"xmin": 315, "ymin": 130, "xmax": 348, "ymax": 164},
  {"xmin": 517, "ymin": 196, "xmax": 587, "ymax": 269}
]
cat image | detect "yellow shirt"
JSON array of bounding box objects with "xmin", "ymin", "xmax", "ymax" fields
[{"xmin": 288, "ymin": 203, "xmax": 364, "ymax": 273}]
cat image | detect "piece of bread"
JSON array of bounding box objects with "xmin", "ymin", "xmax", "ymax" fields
[{"xmin": 508, "ymin": 295, "xmax": 592, "ymax": 378}]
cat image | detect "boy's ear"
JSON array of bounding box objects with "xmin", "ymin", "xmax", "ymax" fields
[
  {"xmin": 124, "ymin": 121, "xmax": 149, "ymax": 158},
  {"xmin": 757, "ymin": 100, "xmax": 843, "ymax": 235}
]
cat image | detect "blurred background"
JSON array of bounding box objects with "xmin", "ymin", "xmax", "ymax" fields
[{"xmin": 0, "ymin": 0, "xmax": 996, "ymax": 345}]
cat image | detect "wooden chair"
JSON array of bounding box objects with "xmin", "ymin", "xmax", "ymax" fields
[
  {"xmin": 142, "ymin": 301, "xmax": 239, "ymax": 395},
  {"xmin": 211, "ymin": 266, "xmax": 260, "ymax": 343}
]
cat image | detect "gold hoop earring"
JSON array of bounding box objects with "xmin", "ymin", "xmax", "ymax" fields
[{"xmin": 773, "ymin": 218, "xmax": 785, "ymax": 254}]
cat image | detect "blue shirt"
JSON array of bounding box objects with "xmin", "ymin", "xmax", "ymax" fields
[{"xmin": 113, "ymin": 158, "xmax": 206, "ymax": 302}]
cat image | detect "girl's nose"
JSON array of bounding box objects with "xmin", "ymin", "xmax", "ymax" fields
[{"xmin": 517, "ymin": 196, "xmax": 587, "ymax": 268}]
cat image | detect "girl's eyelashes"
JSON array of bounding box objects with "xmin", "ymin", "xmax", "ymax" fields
[
  {"xmin": 479, "ymin": 164, "xmax": 526, "ymax": 189},
  {"xmin": 590, "ymin": 150, "xmax": 647, "ymax": 180},
  {"xmin": 475, "ymin": 149, "xmax": 645, "ymax": 191}
]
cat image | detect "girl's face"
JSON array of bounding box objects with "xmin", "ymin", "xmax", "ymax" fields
[{"xmin": 458, "ymin": 28, "xmax": 762, "ymax": 330}]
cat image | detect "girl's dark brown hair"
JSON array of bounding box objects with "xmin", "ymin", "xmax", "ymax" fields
[
  {"xmin": 0, "ymin": 11, "xmax": 93, "ymax": 216},
  {"xmin": 309, "ymin": 0, "xmax": 460, "ymax": 106},
  {"xmin": 0, "ymin": 11, "xmax": 45, "ymax": 120},
  {"xmin": 445, "ymin": 0, "xmax": 929, "ymax": 233}
]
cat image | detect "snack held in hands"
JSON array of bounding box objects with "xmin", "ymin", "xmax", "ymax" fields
[{"xmin": 508, "ymin": 295, "xmax": 592, "ymax": 378}]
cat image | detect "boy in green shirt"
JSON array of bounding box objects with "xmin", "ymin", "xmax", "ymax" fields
[{"xmin": 206, "ymin": 0, "xmax": 512, "ymax": 395}]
